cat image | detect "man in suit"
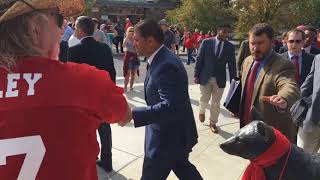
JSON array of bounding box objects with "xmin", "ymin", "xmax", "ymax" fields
[
  {"xmin": 240, "ymin": 23, "xmax": 300, "ymax": 142},
  {"xmin": 237, "ymin": 39, "xmax": 250, "ymax": 76},
  {"xmin": 67, "ymin": 16, "xmax": 116, "ymax": 172},
  {"xmin": 119, "ymin": 20, "xmax": 202, "ymax": 180},
  {"xmin": 298, "ymin": 25, "xmax": 320, "ymax": 55},
  {"xmin": 299, "ymin": 55, "xmax": 320, "ymax": 153},
  {"xmin": 194, "ymin": 25, "xmax": 237, "ymax": 133},
  {"xmin": 280, "ymin": 28, "xmax": 314, "ymax": 87}
]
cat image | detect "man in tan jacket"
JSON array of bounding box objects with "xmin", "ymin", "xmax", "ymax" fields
[{"xmin": 240, "ymin": 23, "xmax": 300, "ymax": 142}]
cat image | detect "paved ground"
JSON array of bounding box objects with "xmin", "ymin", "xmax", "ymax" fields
[{"xmin": 96, "ymin": 52, "xmax": 248, "ymax": 180}]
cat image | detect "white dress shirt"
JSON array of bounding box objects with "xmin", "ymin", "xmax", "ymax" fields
[
  {"xmin": 303, "ymin": 45, "xmax": 311, "ymax": 54},
  {"xmin": 68, "ymin": 34, "xmax": 80, "ymax": 47},
  {"xmin": 215, "ymin": 37, "xmax": 224, "ymax": 57},
  {"xmin": 147, "ymin": 45, "xmax": 164, "ymax": 66}
]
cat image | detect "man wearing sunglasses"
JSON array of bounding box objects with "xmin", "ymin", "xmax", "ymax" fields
[
  {"xmin": 280, "ymin": 28, "xmax": 315, "ymax": 87},
  {"xmin": 0, "ymin": 0, "xmax": 131, "ymax": 179}
]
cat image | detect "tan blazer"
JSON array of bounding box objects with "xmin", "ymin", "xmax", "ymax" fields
[{"xmin": 240, "ymin": 51, "xmax": 300, "ymax": 142}]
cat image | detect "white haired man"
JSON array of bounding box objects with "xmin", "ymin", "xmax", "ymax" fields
[{"xmin": 0, "ymin": 0, "xmax": 131, "ymax": 179}]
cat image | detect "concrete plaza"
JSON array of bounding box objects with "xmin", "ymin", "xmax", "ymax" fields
[{"xmin": 97, "ymin": 54, "xmax": 248, "ymax": 180}]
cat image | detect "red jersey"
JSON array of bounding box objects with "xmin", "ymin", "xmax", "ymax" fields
[
  {"xmin": 185, "ymin": 36, "xmax": 196, "ymax": 49},
  {"xmin": 125, "ymin": 21, "xmax": 133, "ymax": 32},
  {"xmin": 193, "ymin": 32, "xmax": 200, "ymax": 40},
  {"xmin": 0, "ymin": 57, "xmax": 127, "ymax": 180}
]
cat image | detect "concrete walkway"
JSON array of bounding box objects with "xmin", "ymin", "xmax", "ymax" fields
[{"xmin": 97, "ymin": 54, "xmax": 248, "ymax": 180}]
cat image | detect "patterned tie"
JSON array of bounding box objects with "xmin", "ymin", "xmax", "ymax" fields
[
  {"xmin": 216, "ymin": 41, "xmax": 222, "ymax": 57},
  {"xmin": 243, "ymin": 60, "xmax": 261, "ymax": 125},
  {"xmin": 293, "ymin": 56, "xmax": 301, "ymax": 84}
]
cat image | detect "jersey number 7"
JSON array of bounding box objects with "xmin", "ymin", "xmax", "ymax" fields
[{"xmin": 0, "ymin": 136, "xmax": 46, "ymax": 180}]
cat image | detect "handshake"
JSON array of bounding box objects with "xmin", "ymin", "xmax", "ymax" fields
[{"xmin": 118, "ymin": 104, "xmax": 133, "ymax": 127}]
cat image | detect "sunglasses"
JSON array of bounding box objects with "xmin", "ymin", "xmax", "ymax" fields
[{"xmin": 287, "ymin": 39, "xmax": 303, "ymax": 44}]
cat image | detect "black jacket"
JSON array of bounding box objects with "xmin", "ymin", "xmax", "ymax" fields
[{"xmin": 67, "ymin": 37, "xmax": 116, "ymax": 83}]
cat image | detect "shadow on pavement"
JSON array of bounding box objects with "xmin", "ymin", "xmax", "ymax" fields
[
  {"xmin": 220, "ymin": 108, "xmax": 233, "ymax": 118},
  {"xmin": 218, "ymin": 128, "xmax": 235, "ymax": 140}
]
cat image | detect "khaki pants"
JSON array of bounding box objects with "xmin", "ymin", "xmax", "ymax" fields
[
  {"xmin": 199, "ymin": 78, "xmax": 224, "ymax": 124},
  {"xmin": 297, "ymin": 126, "xmax": 320, "ymax": 153}
]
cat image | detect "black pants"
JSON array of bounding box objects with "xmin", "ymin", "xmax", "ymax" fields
[
  {"xmin": 141, "ymin": 150, "xmax": 203, "ymax": 180},
  {"xmin": 98, "ymin": 123, "xmax": 112, "ymax": 169},
  {"xmin": 115, "ymin": 36, "xmax": 124, "ymax": 53}
]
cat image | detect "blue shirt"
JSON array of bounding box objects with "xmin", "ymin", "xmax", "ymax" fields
[
  {"xmin": 249, "ymin": 50, "xmax": 273, "ymax": 84},
  {"xmin": 288, "ymin": 52, "xmax": 302, "ymax": 74},
  {"xmin": 61, "ymin": 26, "xmax": 74, "ymax": 42}
]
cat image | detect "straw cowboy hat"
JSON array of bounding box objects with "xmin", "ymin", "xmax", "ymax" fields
[{"xmin": 0, "ymin": 0, "xmax": 85, "ymax": 23}]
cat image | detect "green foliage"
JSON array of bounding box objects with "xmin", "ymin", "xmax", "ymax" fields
[
  {"xmin": 83, "ymin": 0, "xmax": 94, "ymax": 16},
  {"xmin": 288, "ymin": 0, "xmax": 320, "ymax": 27},
  {"xmin": 166, "ymin": 0, "xmax": 236, "ymax": 33},
  {"xmin": 234, "ymin": 0, "xmax": 299, "ymax": 38}
]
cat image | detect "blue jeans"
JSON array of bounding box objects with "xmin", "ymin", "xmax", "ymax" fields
[{"xmin": 187, "ymin": 48, "xmax": 195, "ymax": 64}]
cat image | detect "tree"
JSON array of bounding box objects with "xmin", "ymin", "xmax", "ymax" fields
[
  {"xmin": 166, "ymin": 0, "xmax": 236, "ymax": 33},
  {"xmin": 289, "ymin": 0, "xmax": 320, "ymax": 27},
  {"xmin": 234, "ymin": 0, "xmax": 299, "ymax": 38},
  {"xmin": 83, "ymin": 0, "xmax": 95, "ymax": 16}
]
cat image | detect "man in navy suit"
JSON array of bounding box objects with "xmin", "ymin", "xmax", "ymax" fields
[
  {"xmin": 119, "ymin": 20, "xmax": 202, "ymax": 180},
  {"xmin": 194, "ymin": 25, "xmax": 237, "ymax": 133},
  {"xmin": 67, "ymin": 16, "xmax": 116, "ymax": 173},
  {"xmin": 280, "ymin": 28, "xmax": 314, "ymax": 87}
]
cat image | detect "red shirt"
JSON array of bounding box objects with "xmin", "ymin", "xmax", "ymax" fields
[
  {"xmin": 193, "ymin": 32, "xmax": 200, "ymax": 40},
  {"xmin": 125, "ymin": 21, "xmax": 133, "ymax": 32},
  {"xmin": 197, "ymin": 34, "xmax": 205, "ymax": 43},
  {"xmin": 316, "ymin": 41, "xmax": 320, "ymax": 49},
  {"xmin": 0, "ymin": 57, "xmax": 127, "ymax": 180},
  {"xmin": 185, "ymin": 36, "xmax": 196, "ymax": 49}
]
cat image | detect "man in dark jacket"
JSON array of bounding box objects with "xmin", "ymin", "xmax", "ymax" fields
[
  {"xmin": 280, "ymin": 28, "xmax": 314, "ymax": 87},
  {"xmin": 194, "ymin": 25, "xmax": 237, "ymax": 133},
  {"xmin": 68, "ymin": 16, "xmax": 116, "ymax": 172}
]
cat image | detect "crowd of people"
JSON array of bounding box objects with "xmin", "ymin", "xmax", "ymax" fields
[{"xmin": 1, "ymin": 0, "xmax": 320, "ymax": 179}]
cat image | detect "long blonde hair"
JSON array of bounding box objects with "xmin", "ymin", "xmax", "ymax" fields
[
  {"xmin": 0, "ymin": 11, "xmax": 49, "ymax": 70},
  {"xmin": 126, "ymin": 26, "xmax": 134, "ymax": 38}
]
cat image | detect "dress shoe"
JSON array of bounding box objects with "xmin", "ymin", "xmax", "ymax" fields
[
  {"xmin": 96, "ymin": 159, "xmax": 113, "ymax": 173},
  {"xmin": 199, "ymin": 114, "xmax": 205, "ymax": 122},
  {"xmin": 209, "ymin": 121, "xmax": 219, "ymax": 133}
]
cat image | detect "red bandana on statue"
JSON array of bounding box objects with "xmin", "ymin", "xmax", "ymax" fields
[{"xmin": 242, "ymin": 128, "xmax": 292, "ymax": 180}]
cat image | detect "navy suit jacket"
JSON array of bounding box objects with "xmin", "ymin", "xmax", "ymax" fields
[
  {"xmin": 194, "ymin": 38, "xmax": 237, "ymax": 87},
  {"xmin": 280, "ymin": 51, "xmax": 314, "ymax": 86},
  {"xmin": 67, "ymin": 37, "xmax": 116, "ymax": 83},
  {"xmin": 133, "ymin": 46, "xmax": 198, "ymax": 159}
]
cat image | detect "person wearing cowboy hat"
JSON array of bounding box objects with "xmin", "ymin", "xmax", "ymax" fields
[{"xmin": 0, "ymin": 0, "xmax": 132, "ymax": 179}]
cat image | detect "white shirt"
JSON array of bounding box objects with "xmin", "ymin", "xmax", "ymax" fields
[
  {"xmin": 147, "ymin": 45, "xmax": 164, "ymax": 66},
  {"xmin": 215, "ymin": 37, "xmax": 224, "ymax": 57},
  {"xmin": 303, "ymin": 45, "xmax": 311, "ymax": 54},
  {"xmin": 68, "ymin": 34, "xmax": 80, "ymax": 47}
]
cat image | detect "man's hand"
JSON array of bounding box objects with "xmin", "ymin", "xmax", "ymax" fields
[
  {"xmin": 261, "ymin": 95, "xmax": 288, "ymax": 109},
  {"xmin": 118, "ymin": 105, "xmax": 133, "ymax": 127},
  {"xmin": 194, "ymin": 77, "xmax": 200, "ymax": 84}
]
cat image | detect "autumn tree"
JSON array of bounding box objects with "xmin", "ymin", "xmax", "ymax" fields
[{"xmin": 166, "ymin": 0, "xmax": 236, "ymax": 33}]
